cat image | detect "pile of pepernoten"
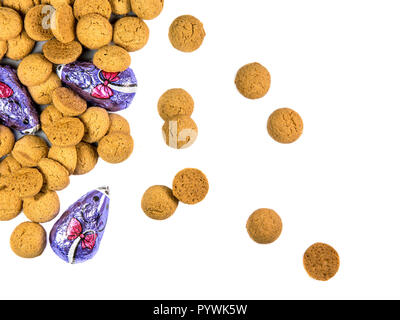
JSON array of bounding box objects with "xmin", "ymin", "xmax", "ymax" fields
[{"xmin": 0, "ymin": 0, "xmax": 339, "ymax": 282}]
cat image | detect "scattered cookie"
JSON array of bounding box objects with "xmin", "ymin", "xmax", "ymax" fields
[
  {"xmin": 52, "ymin": 87, "xmax": 87, "ymax": 116},
  {"xmin": 48, "ymin": 145, "xmax": 77, "ymax": 174},
  {"xmin": 10, "ymin": 221, "xmax": 46, "ymax": 258},
  {"xmin": 172, "ymin": 168, "xmax": 208, "ymax": 204},
  {"xmin": 0, "ymin": 155, "xmax": 21, "ymax": 177},
  {"xmin": 267, "ymin": 108, "xmax": 303, "ymax": 144},
  {"xmin": 141, "ymin": 185, "xmax": 179, "ymax": 220},
  {"xmin": 76, "ymin": 13, "xmax": 112, "ymax": 49},
  {"xmin": 23, "ymin": 190, "xmax": 60, "ymax": 223},
  {"xmin": 28, "ymin": 72, "xmax": 61, "ymax": 105},
  {"xmin": 169, "ymin": 15, "xmax": 206, "ymax": 53},
  {"xmin": 108, "ymin": 113, "xmax": 130, "ymax": 134},
  {"xmin": 158, "ymin": 88, "xmax": 194, "ymax": 121},
  {"xmin": 162, "ymin": 115, "xmax": 198, "ymax": 149},
  {"xmin": 50, "ymin": 3, "xmax": 75, "ymax": 43},
  {"xmin": 8, "ymin": 167, "xmax": 43, "ymax": 198},
  {"xmin": 130, "ymin": 0, "xmax": 163, "ymax": 20},
  {"xmin": 109, "ymin": 0, "xmax": 130, "ymax": 15},
  {"xmin": 73, "ymin": 0, "xmax": 111, "ymax": 19},
  {"xmin": 12, "ymin": 135, "xmax": 48, "ymax": 167},
  {"xmin": 17, "ymin": 53, "xmax": 53, "ymax": 86},
  {"xmin": 93, "ymin": 45, "xmax": 131, "ymax": 72},
  {"xmin": 113, "ymin": 16, "xmax": 149, "ymax": 52},
  {"xmin": 246, "ymin": 209, "xmax": 282, "ymax": 244},
  {"xmin": 79, "ymin": 107, "xmax": 110, "ymax": 143},
  {"xmin": 0, "ymin": 188, "xmax": 22, "ymax": 221},
  {"xmin": 0, "ymin": 7, "xmax": 23, "ymax": 41},
  {"xmin": 74, "ymin": 141, "xmax": 98, "ymax": 175},
  {"xmin": 0, "ymin": 40, "xmax": 7, "ymax": 60},
  {"xmin": 2, "ymin": 0, "xmax": 40, "ymax": 15},
  {"xmin": 40, "ymin": 104, "xmax": 63, "ymax": 135},
  {"xmin": 0, "ymin": 125, "xmax": 15, "ymax": 158},
  {"xmin": 97, "ymin": 132, "xmax": 133, "ymax": 163},
  {"xmin": 43, "ymin": 39, "xmax": 82, "ymax": 64},
  {"xmin": 235, "ymin": 62, "xmax": 271, "ymax": 99},
  {"xmin": 24, "ymin": 4, "xmax": 54, "ymax": 41},
  {"xmin": 6, "ymin": 31, "xmax": 35, "ymax": 61},
  {"xmin": 37, "ymin": 158, "xmax": 70, "ymax": 191},
  {"xmin": 46, "ymin": 117, "xmax": 85, "ymax": 147},
  {"xmin": 303, "ymin": 243, "xmax": 340, "ymax": 281}
]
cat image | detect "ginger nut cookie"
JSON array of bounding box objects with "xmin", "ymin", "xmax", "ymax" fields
[
  {"xmin": 97, "ymin": 132, "xmax": 133, "ymax": 164},
  {"xmin": 93, "ymin": 45, "xmax": 131, "ymax": 72},
  {"xmin": 23, "ymin": 190, "xmax": 60, "ymax": 223},
  {"xmin": 0, "ymin": 7, "xmax": 23, "ymax": 41},
  {"xmin": 162, "ymin": 116, "xmax": 198, "ymax": 149},
  {"xmin": 107, "ymin": 113, "xmax": 130, "ymax": 134},
  {"xmin": 130, "ymin": 0, "xmax": 163, "ymax": 20},
  {"xmin": 0, "ymin": 40, "xmax": 7, "ymax": 60},
  {"xmin": 246, "ymin": 209, "xmax": 282, "ymax": 244},
  {"xmin": 0, "ymin": 155, "xmax": 21, "ymax": 177},
  {"xmin": 50, "ymin": 3, "xmax": 75, "ymax": 43},
  {"xmin": 76, "ymin": 13, "xmax": 112, "ymax": 49},
  {"xmin": 17, "ymin": 53, "xmax": 53, "ymax": 87},
  {"xmin": 40, "ymin": 104, "xmax": 63, "ymax": 135},
  {"xmin": 79, "ymin": 107, "xmax": 110, "ymax": 143},
  {"xmin": 235, "ymin": 62, "xmax": 271, "ymax": 99},
  {"xmin": 141, "ymin": 185, "xmax": 179, "ymax": 220},
  {"xmin": 37, "ymin": 158, "xmax": 70, "ymax": 191},
  {"xmin": 0, "ymin": 125, "xmax": 15, "ymax": 158},
  {"xmin": 10, "ymin": 221, "xmax": 46, "ymax": 258},
  {"xmin": 158, "ymin": 88, "xmax": 194, "ymax": 121},
  {"xmin": 303, "ymin": 243, "xmax": 340, "ymax": 281},
  {"xmin": 267, "ymin": 108, "xmax": 303, "ymax": 144},
  {"xmin": 73, "ymin": 0, "xmax": 111, "ymax": 19},
  {"xmin": 0, "ymin": 189, "xmax": 22, "ymax": 221},
  {"xmin": 169, "ymin": 15, "xmax": 206, "ymax": 53},
  {"xmin": 12, "ymin": 135, "xmax": 48, "ymax": 167},
  {"xmin": 52, "ymin": 87, "xmax": 87, "ymax": 116},
  {"xmin": 6, "ymin": 31, "xmax": 35, "ymax": 61},
  {"xmin": 46, "ymin": 117, "xmax": 85, "ymax": 147},
  {"xmin": 48, "ymin": 145, "xmax": 77, "ymax": 174},
  {"xmin": 43, "ymin": 39, "xmax": 82, "ymax": 64},
  {"xmin": 8, "ymin": 167, "xmax": 43, "ymax": 198},
  {"xmin": 113, "ymin": 16, "xmax": 149, "ymax": 52},
  {"xmin": 28, "ymin": 73, "xmax": 61, "ymax": 105},
  {"xmin": 2, "ymin": 0, "xmax": 40, "ymax": 15},
  {"xmin": 109, "ymin": 0, "xmax": 130, "ymax": 15},
  {"xmin": 24, "ymin": 4, "xmax": 54, "ymax": 41},
  {"xmin": 74, "ymin": 142, "xmax": 98, "ymax": 175},
  {"xmin": 172, "ymin": 168, "xmax": 209, "ymax": 205}
]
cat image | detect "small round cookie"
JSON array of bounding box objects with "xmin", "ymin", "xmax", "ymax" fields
[
  {"xmin": 9, "ymin": 167, "xmax": 43, "ymax": 198},
  {"xmin": 10, "ymin": 222, "xmax": 46, "ymax": 258},
  {"xmin": 0, "ymin": 7, "xmax": 23, "ymax": 41},
  {"xmin": 267, "ymin": 108, "xmax": 303, "ymax": 144},
  {"xmin": 24, "ymin": 4, "xmax": 54, "ymax": 41},
  {"xmin": 235, "ymin": 62, "xmax": 271, "ymax": 99},
  {"xmin": 169, "ymin": 15, "xmax": 206, "ymax": 53},
  {"xmin": 97, "ymin": 132, "xmax": 133, "ymax": 164},
  {"xmin": 52, "ymin": 87, "xmax": 87, "ymax": 116},
  {"xmin": 0, "ymin": 188, "xmax": 22, "ymax": 221},
  {"xmin": 74, "ymin": 142, "xmax": 98, "ymax": 175},
  {"xmin": 141, "ymin": 185, "xmax": 179, "ymax": 220},
  {"xmin": 113, "ymin": 16, "xmax": 149, "ymax": 52},
  {"xmin": 43, "ymin": 39, "xmax": 82, "ymax": 64},
  {"xmin": 37, "ymin": 158, "xmax": 70, "ymax": 191},
  {"xmin": 79, "ymin": 107, "xmax": 110, "ymax": 143},
  {"xmin": 46, "ymin": 117, "xmax": 85, "ymax": 147},
  {"xmin": 108, "ymin": 113, "xmax": 130, "ymax": 134},
  {"xmin": 6, "ymin": 31, "xmax": 35, "ymax": 61},
  {"xmin": 158, "ymin": 88, "xmax": 194, "ymax": 121},
  {"xmin": 109, "ymin": 0, "xmax": 130, "ymax": 15},
  {"xmin": 162, "ymin": 116, "xmax": 198, "ymax": 149},
  {"xmin": 40, "ymin": 104, "xmax": 63, "ymax": 135},
  {"xmin": 2, "ymin": 0, "xmax": 40, "ymax": 15},
  {"xmin": 172, "ymin": 168, "xmax": 209, "ymax": 205},
  {"xmin": 246, "ymin": 209, "xmax": 282, "ymax": 244},
  {"xmin": 76, "ymin": 13, "xmax": 113, "ymax": 50},
  {"xmin": 48, "ymin": 145, "xmax": 77, "ymax": 174},
  {"xmin": 93, "ymin": 45, "xmax": 131, "ymax": 72},
  {"xmin": 17, "ymin": 53, "xmax": 53, "ymax": 87},
  {"xmin": 130, "ymin": 0, "xmax": 163, "ymax": 20},
  {"xmin": 12, "ymin": 135, "xmax": 48, "ymax": 167},
  {"xmin": 0, "ymin": 40, "xmax": 7, "ymax": 60},
  {"xmin": 303, "ymin": 243, "xmax": 340, "ymax": 281},
  {"xmin": 73, "ymin": 0, "xmax": 111, "ymax": 19},
  {"xmin": 0, "ymin": 125, "xmax": 15, "ymax": 158},
  {"xmin": 0, "ymin": 155, "xmax": 21, "ymax": 177},
  {"xmin": 50, "ymin": 4, "xmax": 75, "ymax": 43},
  {"xmin": 23, "ymin": 190, "xmax": 60, "ymax": 223},
  {"xmin": 28, "ymin": 73, "xmax": 61, "ymax": 105}
]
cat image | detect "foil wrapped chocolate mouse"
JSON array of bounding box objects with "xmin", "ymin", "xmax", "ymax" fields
[
  {"xmin": 0, "ymin": 65, "xmax": 40, "ymax": 134},
  {"xmin": 50, "ymin": 186, "xmax": 110, "ymax": 264},
  {"xmin": 56, "ymin": 62, "xmax": 137, "ymax": 112}
]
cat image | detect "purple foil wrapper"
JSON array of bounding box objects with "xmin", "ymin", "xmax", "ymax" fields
[
  {"xmin": 56, "ymin": 62, "xmax": 137, "ymax": 112},
  {"xmin": 0, "ymin": 65, "xmax": 40, "ymax": 134},
  {"xmin": 50, "ymin": 187, "xmax": 110, "ymax": 264}
]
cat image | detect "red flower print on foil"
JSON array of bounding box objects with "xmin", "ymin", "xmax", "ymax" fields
[
  {"xmin": 67, "ymin": 218, "xmax": 97, "ymax": 250},
  {"xmin": 91, "ymin": 71, "xmax": 120, "ymax": 99},
  {"xmin": 0, "ymin": 82, "xmax": 13, "ymax": 99}
]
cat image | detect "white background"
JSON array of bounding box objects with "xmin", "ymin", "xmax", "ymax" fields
[{"xmin": 1, "ymin": 0, "xmax": 400, "ymax": 300}]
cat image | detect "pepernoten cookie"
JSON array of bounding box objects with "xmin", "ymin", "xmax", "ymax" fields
[
  {"xmin": 0, "ymin": 188, "xmax": 22, "ymax": 221},
  {"xmin": 8, "ymin": 167, "xmax": 43, "ymax": 198},
  {"xmin": 162, "ymin": 115, "xmax": 198, "ymax": 149},
  {"xmin": 40, "ymin": 104, "xmax": 63, "ymax": 135},
  {"xmin": 28, "ymin": 72, "xmax": 61, "ymax": 105},
  {"xmin": 10, "ymin": 221, "xmax": 47, "ymax": 258},
  {"xmin": 141, "ymin": 185, "xmax": 179, "ymax": 220},
  {"xmin": 0, "ymin": 125, "xmax": 15, "ymax": 158},
  {"xmin": 6, "ymin": 31, "xmax": 35, "ymax": 61},
  {"xmin": 93, "ymin": 45, "xmax": 131, "ymax": 73},
  {"xmin": 109, "ymin": 0, "xmax": 131, "ymax": 15},
  {"xmin": 169, "ymin": 15, "xmax": 206, "ymax": 53},
  {"xmin": 12, "ymin": 135, "xmax": 48, "ymax": 167},
  {"xmin": 235, "ymin": 62, "xmax": 271, "ymax": 100},
  {"xmin": 267, "ymin": 108, "xmax": 303, "ymax": 144},
  {"xmin": 0, "ymin": 155, "xmax": 21, "ymax": 177},
  {"xmin": 97, "ymin": 132, "xmax": 133, "ymax": 163},
  {"xmin": 23, "ymin": 190, "xmax": 60, "ymax": 223},
  {"xmin": 172, "ymin": 168, "xmax": 209, "ymax": 204},
  {"xmin": 79, "ymin": 107, "xmax": 110, "ymax": 143},
  {"xmin": 50, "ymin": 3, "xmax": 75, "ymax": 43},
  {"xmin": 74, "ymin": 142, "xmax": 98, "ymax": 175},
  {"xmin": 0, "ymin": 7, "xmax": 23, "ymax": 41},
  {"xmin": 246, "ymin": 209, "xmax": 282, "ymax": 244},
  {"xmin": 37, "ymin": 158, "xmax": 70, "ymax": 191},
  {"xmin": 76, "ymin": 13, "xmax": 113, "ymax": 49},
  {"xmin": 52, "ymin": 87, "xmax": 87, "ymax": 116},
  {"xmin": 46, "ymin": 117, "xmax": 85, "ymax": 147},
  {"xmin": 43, "ymin": 39, "xmax": 82, "ymax": 64},
  {"xmin": 17, "ymin": 53, "xmax": 53, "ymax": 87},
  {"xmin": 113, "ymin": 16, "xmax": 149, "ymax": 52},
  {"xmin": 108, "ymin": 113, "xmax": 130, "ymax": 134},
  {"xmin": 130, "ymin": 0, "xmax": 163, "ymax": 20},
  {"xmin": 73, "ymin": 0, "xmax": 111, "ymax": 19},
  {"xmin": 303, "ymin": 243, "xmax": 340, "ymax": 281},
  {"xmin": 48, "ymin": 145, "xmax": 77, "ymax": 174},
  {"xmin": 2, "ymin": 0, "xmax": 40, "ymax": 15},
  {"xmin": 158, "ymin": 88, "xmax": 194, "ymax": 121},
  {"xmin": 24, "ymin": 4, "xmax": 54, "ymax": 41}
]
